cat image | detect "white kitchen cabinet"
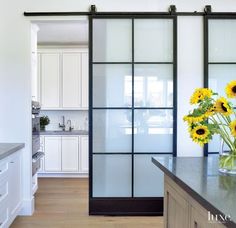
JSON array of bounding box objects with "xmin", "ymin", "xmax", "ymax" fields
[
  {"xmin": 41, "ymin": 53, "xmax": 60, "ymax": 108},
  {"xmin": 79, "ymin": 136, "xmax": 89, "ymax": 173},
  {"xmin": 8, "ymin": 152, "xmax": 21, "ymax": 217},
  {"xmin": 38, "ymin": 48, "xmax": 88, "ymax": 110},
  {"xmin": 0, "ymin": 150, "xmax": 22, "ymax": 228},
  {"xmin": 62, "ymin": 53, "xmax": 81, "ymax": 108},
  {"xmin": 62, "ymin": 136, "xmax": 79, "ymax": 172},
  {"xmin": 31, "ymin": 24, "xmax": 39, "ymax": 102},
  {"xmin": 39, "ymin": 135, "xmax": 88, "ymax": 176},
  {"xmin": 81, "ymin": 52, "xmax": 89, "ymax": 109},
  {"xmin": 44, "ymin": 136, "xmax": 61, "ymax": 172}
]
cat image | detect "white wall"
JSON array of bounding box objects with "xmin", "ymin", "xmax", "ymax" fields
[{"xmin": 2, "ymin": 0, "xmax": 236, "ymax": 215}]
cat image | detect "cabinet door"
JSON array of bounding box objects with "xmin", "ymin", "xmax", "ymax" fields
[
  {"xmin": 8, "ymin": 151, "xmax": 21, "ymax": 216},
  {"xmin": 41, "ymin": 53, "xmax": 60, "ymax": 108},
  {"xmin": 62, "ymin": 136, "xmax": 79, "ymax": 172},
  {"xmin": 62, "ymin": 53, "xmax": 81, "ymax": 108},
  {"xmin": 81, "ymin": 52, "xmax": 88, "ymax": 109},
  {"xmin": 190, "ymin": 206, "xmax": 215, "ymax": 228},
  {"xmin": 165, "ymin": 183, "xmax": 189, "ymax": 228},
  {"xmin": 44, "ymin": 136, "xmax": 61, "ymax": 172},
  {"xmin": 79, "ymin": 136, "xmax": 88, "ymax": 173}
]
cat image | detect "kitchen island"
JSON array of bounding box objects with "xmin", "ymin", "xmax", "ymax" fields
[{"xmin": 152, "ymin": 156, "xmax": 236, "ymax": 228}]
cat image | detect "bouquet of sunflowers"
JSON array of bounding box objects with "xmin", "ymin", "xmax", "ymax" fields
[{"xmin": 184, "ymin": 81, "xmax": 236, "ymax": 172}]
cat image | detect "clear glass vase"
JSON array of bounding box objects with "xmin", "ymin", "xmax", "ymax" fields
[{"xmin": 219, "ymin": 139, "xmax": 236, "ymax": 175}]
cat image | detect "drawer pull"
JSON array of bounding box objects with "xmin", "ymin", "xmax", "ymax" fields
[{"xmin": 10, "ymin": 161, "xmax": 14, "ymax": 164}]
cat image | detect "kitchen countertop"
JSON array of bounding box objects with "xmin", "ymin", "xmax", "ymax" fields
[
  {"xmin": 40, "ymin": 130, "xmax": 88, "ymax": 135},
  {"xmin": 0, "ymin": 143, "xmax": 25, "ymax": 160},
  {"xmin": 152, "ymin": 156, "xmax": 236, "ymax": 227}
]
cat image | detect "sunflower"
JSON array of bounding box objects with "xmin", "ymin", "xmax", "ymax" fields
[
  {"xmin": 183, "ymin": 115, "xmax": 205, "ymax": 124},
  {"xmin": 230, "ymin": 120, "xmax": 236, "ymax": 137},
  {"xmin": 215, "ymin": 97, "xmax": 233, "ymax": 116},
  {"xmin": 225, "ymin": 80, "xmax": 236, "ymax": 98},
  {"xmin": 190, "ymin": 125, "xmax": 210, "ymax": 146},
  {"xmin": 190, "ymin": 88, "xmax": 213, "ymax": 104}
]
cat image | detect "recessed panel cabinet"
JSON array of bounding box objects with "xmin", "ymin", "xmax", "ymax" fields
[
  {"xmin": 41, "ymin": 53, "xmax": 60, "ymax": 108},
  {"xmin": 62, "ymin": 53, "xmax": 81, "ymax": 108},
  {"xmin": 44, "ymin": 136, "xmax": 61, "ymax": 172},
  {"xmin": 37, "ymin": 48, "xmax": 88, "ymax": 110},
  {"xmin": 164, "ymin": 176, "xmax": 226, "ymax": 228},
  {"xmin": 40, "ymin": 135, "xmax": 88, "ymax": 176},
  {"xmin": 62, "ymin": 136, "xmax": 79, "ymax": 172}
]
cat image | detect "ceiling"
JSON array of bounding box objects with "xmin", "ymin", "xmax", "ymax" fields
[{"xmin": 37, "ymin": 21, "xmax": 88, "ymax": 45}]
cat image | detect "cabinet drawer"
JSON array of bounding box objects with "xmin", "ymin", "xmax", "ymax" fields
[
  {"xmin": 0, "ymin": 201, "xmax": 8, "ymax": 228},
  {"xmin": 0, "ymin": 162, "xmax": 8, "ymax": 181},
  {"xmin": 0, "ymin": 181, "xmax": 8, "ymax": 205}
]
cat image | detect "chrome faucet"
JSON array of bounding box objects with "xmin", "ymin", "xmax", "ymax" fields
[
  {"xmin": 67, "ymin": 119, "xmax": 74, "ymax": 131},
  {"xmin": 59, "ymin": 116, "xmax": 65, "ymax": 131}
]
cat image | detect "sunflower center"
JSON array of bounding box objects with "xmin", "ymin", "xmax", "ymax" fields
[
  {"xmin": 196, "ymin": 129, "xmax": 205, "ymax": 135},
  {"xmin": 232, "ymin": 86, "xmax": 236, "ymax": 93},
  {"xmin": 221, "ymin": 103, "xmax": 228, "ymax": 112}
]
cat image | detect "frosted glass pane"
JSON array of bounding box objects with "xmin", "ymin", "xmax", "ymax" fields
[
  {"xmin": 209, "ymin": 64, "xmax": 236, "ymax": 106},
  {"xmin": 209, "ymin": 20, "xmax": 236, "ymax": 62},
  {"xmin": 93, "ymin": 64, "xmax": 132, "ymax": 107},
  {"xmin": 208, "ymin": 134, "xmax": 230, "ymax": 153},
  {"xmin": 134, "ymin": 155, "xmax": 168, "ymax": 197},
  {"xmin": 93, "ymin": 109, "xmax": 132, "ymax": 153},
  {"xmin": 134, "ymin": 19, "xmax": 173, "ymax": 62},
  {"xmin": 93, "ymin": 19, "xmax": 132, "ymax": 62},
  {"xmin": 134, "ymin": 109, "xmax": 173, "ymax": 153},
  {"xmin": 134, "ymin": 64, "xmax": 173, "ymax": 107},
  {"xmin": 93, "ymin": 155, "xmax": 131, "ymax": 197}
]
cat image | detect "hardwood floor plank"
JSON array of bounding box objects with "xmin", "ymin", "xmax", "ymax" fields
[{"xmin": 11, "ymin": 178, "xmax": 163, "ymax": 228}]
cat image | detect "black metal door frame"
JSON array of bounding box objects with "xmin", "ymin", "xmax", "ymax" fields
[
  {"xmin": 89, "ymin": 13, "xmax": 177, "ymax": 215},
  {"xmin": 204, "ymin": 14, "xmax": 236, "ymax": 156}
]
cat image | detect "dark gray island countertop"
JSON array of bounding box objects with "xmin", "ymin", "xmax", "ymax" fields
[
  {"xmin": 0, "ymin": 143, "xmax": 25, "ymax": 160},
  {"xmin": 40, "ymin": 130, "xmax": 88, "ymax": 135},
  {"xmin": 152, "ymin": 156, "xmax": 236, "ymax": 227}
]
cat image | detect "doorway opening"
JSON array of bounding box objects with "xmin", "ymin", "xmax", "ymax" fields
[{"xmin": 31, "ymin": 18, "xmax": 89, "ymax": 205}]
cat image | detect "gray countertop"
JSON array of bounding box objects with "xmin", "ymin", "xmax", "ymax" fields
[
  {"xmin": 40, "ymin": 130, "xmax": 88, "ymax": 135},
  {"xmin": 152, "ymin": 156, "xmax": 236, "ymax": 228},
  {"xmin": 0, "ymin": 143, "xmax": 25, "ymax": 160}
]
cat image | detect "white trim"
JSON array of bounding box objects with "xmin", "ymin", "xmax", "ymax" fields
[
  {"xmin": 19, "ymin": 197, "xmax": 35, "ymax": 216},
  {"xmin": 38, "ymin": 173, "xmax": 88, "ymax": 178}
]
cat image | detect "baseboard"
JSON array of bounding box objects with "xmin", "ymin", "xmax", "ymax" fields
[
  {"xmin": 19, "ymin": 197, "xmax": 35, "ymax": 216},
  {"xmin": 7, "ymin": 201, "xmax": 22, "ymax": 227},
  {"xmin": 38, "ymin": 173, "xmax": 88, "ymax": 178}
]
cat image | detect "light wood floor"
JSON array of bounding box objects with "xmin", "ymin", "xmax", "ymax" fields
[{"xmin": 11, "ymin": 178, "xmax": 163, "ymax": 228}]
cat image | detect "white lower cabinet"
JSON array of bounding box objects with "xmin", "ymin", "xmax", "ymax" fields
[
  {"xmin": 44, "ymin": 136, "xmax": 61, "ymax": 172},
  {"xmin": 0, "ymin": 150, "xmax": 22, "ymax": 228},
  {"xmin": 79, "ymin": 136, "xmax": 89, "ymax": 173},
  {"xmin": 8, "ymin": 152, "xmax": 21, "ymax": 217},
  {"xmin": 62, "ymin": 137, "xmax": 79, "ymax": 172},
  {"xmin": 40, "ymin": 135, "xmax": 88, "ymax": 176}
]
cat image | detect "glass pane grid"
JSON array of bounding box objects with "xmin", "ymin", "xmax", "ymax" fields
[
  {"xmin": 207, "ymin": 18, "xmax": 236, "ymax": 155},
  {"xmin": 91, "ymin": 17, "xmax": 175, "ymax": 199}
]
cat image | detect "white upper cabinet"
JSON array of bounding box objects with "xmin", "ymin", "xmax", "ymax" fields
[
  {"xmin": 38, "ymin": 48, "xmax": 88, "ymax": 110},
  {"xmin": 81, "ymin": 52, "xmax": 89, "ymax": 109},
  {"xmin": 41, "ymin": 53, "xmax": 60, "ymax": 108},
  {"xmin": 62, "ymin": 53, "xmax": 81, "ymax": 108}
]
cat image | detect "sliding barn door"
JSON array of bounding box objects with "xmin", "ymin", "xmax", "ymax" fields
[{"xmin": 89, "ymin": 15, "xmax": 177, "ymax": 215}]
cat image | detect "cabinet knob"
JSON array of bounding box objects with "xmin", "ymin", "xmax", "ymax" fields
[{"xmin": 0, "ymin": 170, "xmax": 2, "ymax": 172}]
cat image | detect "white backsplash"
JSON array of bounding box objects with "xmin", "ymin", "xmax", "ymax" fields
[{"xmin": 40, "ymin": 110, "xmax": 88, "ymax": 131}]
